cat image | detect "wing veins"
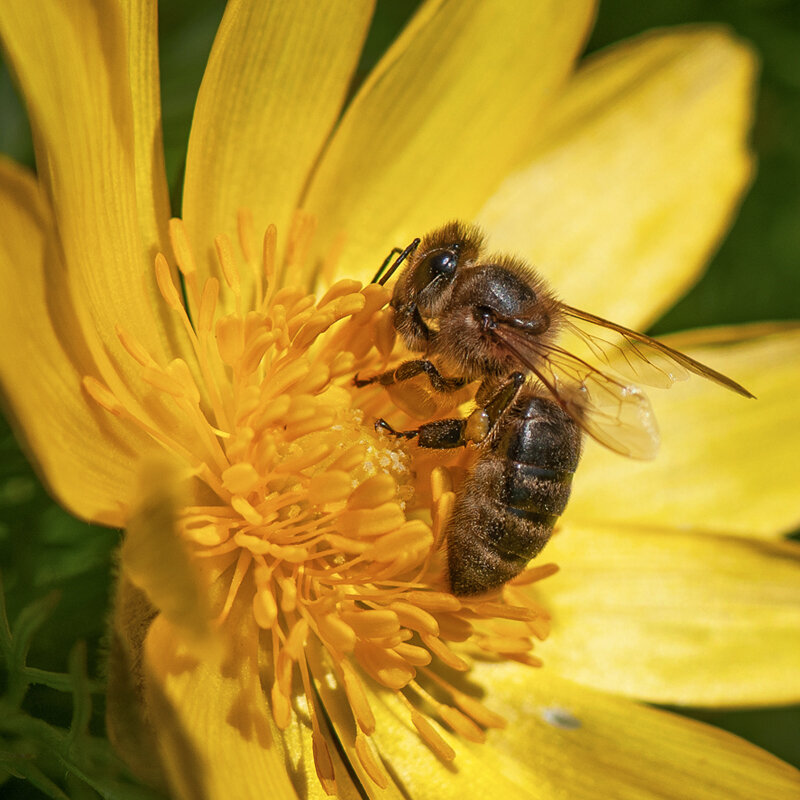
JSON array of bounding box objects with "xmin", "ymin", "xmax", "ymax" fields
[
  {"xmin": 560, "ymin": 304, "xmax": 754, "ymax": 398},
  {"xmin": 489, "ymin": 322, "xmax": 659, "ymax": 458}
]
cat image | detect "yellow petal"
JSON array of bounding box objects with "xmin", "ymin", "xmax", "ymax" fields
[
  {"xmin": 477, "ymin": 27, "xmax": 756, "ymax": 328},
  {"xmin": 533, "ymin": 522, "xmax": 800, "ymax": 706},
  {"xmin": 144, "ymin": 612, "xmax": 363, "ymax": 800},
  {"xmin": 567, "ymin": 327, "xmax": 800, "ymax": 537},
  {"xmin": 122, "ymin": 458, "xmax": 212, "ymax": 646},
  {"xmin": 0, "ymin": 0, "xmax": 190, "ymax": 390},
  {"xmin": 182, "ymin": 0, "xmax": 374, "ymax": 293},
  {"xmin": 307, "ymin": 641, "xmax": 405, "ymax": 797},
  {"xmin": 0, "ymin": 157, "xmax": 148, "ymax": 525},
  {"xmin": 122, "ymin": 0, "xmax": 171, "ymax": 260},
  {"xmin": 359, "ymin": 661, "xmax": 800, "ymax": 799},
  {"xmin": 469, "ymin": 660, "xmax": 800, "ymax": 800},
  {"xmin": 305, "ymin": 0, "xmax": 596, "ymax": 286},
  {"xmin": 365, "ymin": 685, "xmax": 548, "ymax": 800}
]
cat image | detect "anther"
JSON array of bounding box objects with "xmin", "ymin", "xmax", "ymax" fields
[
  {"xmin": 115, "ymin": 326, "xmax": 155, "ymax": 367},
  {"xmin": 355, "ymin": 732, "xmax": 387, "ymax": 789},
  {"xmin": 168, "ymin": 218, "xmax": 197, "ymax": 276},
  {"xmin": 82, "ymin": 377, "xmax": 124, "ymax": 416},
  {"xmin": 261, "ymin": 224, "xmax": 277, "ymax": 295},
  {"xmin": 409, "ymin": 709, "xmax": 455, "ymax": 762},
  {"xmin": 215, "ymin": 234, "xmax": 241, "ymax": 294},
  {"xmin": 155, "ymin": 253, "xmax": 183, "ymax": 311}
]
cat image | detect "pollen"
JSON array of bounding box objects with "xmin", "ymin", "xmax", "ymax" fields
[{"xmin": 86, "ymin": 213, "xmax": 559, "ymax": 793}]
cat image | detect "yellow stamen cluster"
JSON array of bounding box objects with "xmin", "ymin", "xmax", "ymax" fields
[{"xmin": 85, "ymin": 214, "xmax": 558, "ymax": 792}]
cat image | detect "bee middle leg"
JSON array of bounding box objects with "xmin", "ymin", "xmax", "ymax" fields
[
  {"xmin": 375, "ymin": 372, "xmax": 525, "ymax": 450},
  {"xmin": 354, "ymin": 360, "xmax": 468, "ymax": 393}
]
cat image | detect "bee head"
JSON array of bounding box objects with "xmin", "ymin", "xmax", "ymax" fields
[
  {"xmin": 378, "ymin": 222, "xmax": 481, "ymax": 352},
  {"xmin": 392, "ymin": 221, "xmax": 482, "ymax": 309}
]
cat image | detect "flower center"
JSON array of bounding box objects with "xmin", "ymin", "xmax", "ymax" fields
[{"xmin": 85, "ymin": 213, "xmax": 558, "ymax": 792}]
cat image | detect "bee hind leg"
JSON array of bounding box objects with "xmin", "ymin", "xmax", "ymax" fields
[
  {"xmin": 354, "ymin": 359, "xmax": 468, "ymax": 392},
  {"xmin": 374, "ymin": 416, "xmax": 467, "ymax": 448}
]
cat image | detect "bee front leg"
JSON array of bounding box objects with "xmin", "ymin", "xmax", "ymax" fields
[
  {"xmin": 354, "ymin": 360, "xmax": 468, "ymax": 393},
  {"xmin": 375, "ymin": 372, "xmax": 525, "ymax": 450}
]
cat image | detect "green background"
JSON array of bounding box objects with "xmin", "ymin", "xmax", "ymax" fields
[{"xmin": 0, "ymin": 1, "xmax": 798, "ymax": 797}]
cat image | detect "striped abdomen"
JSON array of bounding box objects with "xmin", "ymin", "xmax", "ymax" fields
[{"xmin": 446, "ymin": 392, "xmax": 582, "ymax": 596}]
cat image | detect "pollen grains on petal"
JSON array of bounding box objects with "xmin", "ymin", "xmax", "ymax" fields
[{"xmin": 83, "ymin": 213, "xmax": 560, "ymax": 792}]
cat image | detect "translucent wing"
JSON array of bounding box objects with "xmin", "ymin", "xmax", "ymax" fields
[
  {"xmin": 491, "ymin": 322, "xmax": 662, "ymax": 459},
  {"xmin": 559, "ymin": 304, "xmax": 754, "ymax": 397}
]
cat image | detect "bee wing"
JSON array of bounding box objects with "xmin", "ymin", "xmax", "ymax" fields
[
  {"xmin": 491, "ymin": 322, "xmax": 661, "ymax": 459},
  {"xmin": 559, "ymin": 304, "xmax": 754, "ymax": 397}
]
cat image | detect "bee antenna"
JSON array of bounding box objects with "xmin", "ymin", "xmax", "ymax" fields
[{"xmin": 372, "ymin": 237, "xmax": 421, "ymax": 285}]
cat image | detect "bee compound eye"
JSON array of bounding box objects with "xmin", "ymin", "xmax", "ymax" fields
[{"xmin": 427, "ymin": 250, "xmax": 457, "ymax": 279}]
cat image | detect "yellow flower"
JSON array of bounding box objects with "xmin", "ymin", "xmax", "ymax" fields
[{"xmin": 1, "ymin": 2, "xmax": 799, "ymax": 800}]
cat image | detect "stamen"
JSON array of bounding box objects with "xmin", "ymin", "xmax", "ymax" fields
[
  {"xmin": 399, "ymin": 694, "xmax": 455, "ymax": 762},
  {"xmin": 353, "ymin": 641, "xmax": 415, "ymax": 690},
  {"xmin": 340, "ymin": 609, "xmax": 400, "ymax": 639},
  {"xmin": 436, "ymin": 613, "xmax": 473, "ymax": 642},
  {"xmin": 444, "ymin": 709, "xmax": 488, "ymax": 745},
  {"xmin": 419, "ymin": 633, "xmax": 470, "ymax": 672},
  {"xmin": 285, "ymin": 618, "xmax": 309, "ymax": 659},
  {"xmin": 261, "ymin": 224, "xmax": 277, "ymax": 307},
  {"xmin": 374, "ymin": 309, "xmax": 398, "ymax": 360},
  {"xmin": 318, "ymin": 279, "xmax": 362, "ymax": 308},
  {"xmin": 451, "ymin": 692, "xmax": 507, "ymax": 730},
  {"xmin": 402, "ymin": 591, "xmax": 462, "ymax": 613},
  {"xmin": 216, "ymin": 316, "xmax": 245, "ymax": 366},
  {"xmin": 236, "ymin": 208, "xmax": 256, "ymax": 275},
  {"xmin": 338, "ymin": 503, "xmax": 407, "ymax": 538},
  {"xmin": 311, "ymin": 730, "xmax": 336, "ymax": 796},
  {"xmin": 222, "ymin": 463, "xmax": 260, "ymax": 495},
  {"xmin": 277, "ymin": 576, "xmax": 297, "ymax": 612},
  {"xmin": 98, "ymin": 215, "xmax": 561, "ymax": 788},
  {"xmin": 82, "ymin": 376, "xmax": 124, "ymax": 416},
  {"xmin": 347, "ymin": 473, "xmax": 397, "ymax": 509},
  {"xmin": 317, "ymin": 614, "xmax": 357, "ymax": 653},
  {"xmin": 216, "ymin": 549, "xmax": 252, "ymax": 624},
  {"xmin": 273, "ymin": 443, "xmax": 332, "ymax": 474},
  {"xmin": 510, "ymin": 562, "xmax": 560, "ymax": 586},
  {"xmin": 253, "ymin": 586, "xmax": 278, "ymax": 629},
  {"xmin": 215, "ymin": 234, "xmax": 241, "ymax": 297},
  {"xmin": 364, "ymin": 521, "xmax": 433, "ymax": 564},
  {"xmin": 387, "ymin": 601, "xmax": 439, "ymax": 636},
  {"xmin": 432, "ymin": 490, "xmax": 455, "ymax": 551},
  {"xmin": 355, "ymin": 732, "xmax": 388, "ymax": 789},
  {"xmin": 393, "ymin": 642, "xmax": 432, "ymax": 666},
  {"xmin": 308, "ymin": 471, "xmax": 353, "ymax": 505},
  {"xmin": 430, "ymin": 466, "xmax": 453, "ymax": 501},
  {"xmin": 340, "ymin": 660, "xmax": 375, "ymax": 734},
  {"xmin": 271, "ymin": 680, "xmax": 292, "ymax": 730},
  {"xmin": 168, "ymin": 218, "xmax": 197, "ymax": 276},
  {"xmin": 198, "ymin": 278, "xmax": 220, "ymax": 334},
  {"xmin": 476, "ymin": 635, "xmax": 534, "ymax": 654},
  {"xmin": 115, "ymin": 326, "xmax": 156, "ymax": 367},
  {"xmin": 155, "ymin": 253, "xmax": 183, "ymax": 311}
]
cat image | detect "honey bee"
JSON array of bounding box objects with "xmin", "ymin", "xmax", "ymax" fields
[{"xmin": 354, "ymin": 222, "xmax": 753, "ymax": 596}]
